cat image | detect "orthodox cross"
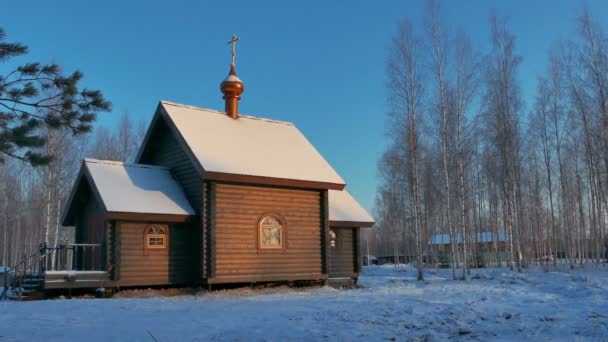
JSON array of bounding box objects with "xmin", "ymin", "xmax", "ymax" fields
[{"xmin": 227, "ymin": 34, "xmax": 240, "ymax": 65}]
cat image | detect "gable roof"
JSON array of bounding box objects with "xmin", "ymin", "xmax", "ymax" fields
[
  {"xmin": 63, "ymin": 159, "xmax": 373, "ymax": 228},
  {"xmin": 136, "ymin": 101, "xmax": 345, "ymax": 190},
  {"xmin": 329, "ymin": 189, "xmax": 374, "ymax": 228},
  {"xmin": 62, "ymin": 159, "xmax": 195, "ymax": 225}
]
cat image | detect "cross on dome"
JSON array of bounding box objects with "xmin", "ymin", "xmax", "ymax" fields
[{"xmin": 227, "ymin": 33, "xmax": 240, "ymax": 66}]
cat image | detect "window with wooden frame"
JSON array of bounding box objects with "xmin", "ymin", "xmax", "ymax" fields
[
  {"xmin": 145, "ymin": 224, "xmax": 168, "ymax": 250},
  {"xmin": 258, "ymin": 215, "xmax": 284, "ymax": 250},
  {"xmin": 329, "ymin": 229, "xmax": 337, "ymax": 248}
]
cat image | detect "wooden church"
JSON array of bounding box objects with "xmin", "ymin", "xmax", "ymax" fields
[{"xmin": 57, "ymin": 39, "xmax": 374, "ymax": 290}]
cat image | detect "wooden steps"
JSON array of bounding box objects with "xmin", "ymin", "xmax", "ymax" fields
[{"xmin": 5, "ymin": 274, "xmax": 45, "ymax": 301}]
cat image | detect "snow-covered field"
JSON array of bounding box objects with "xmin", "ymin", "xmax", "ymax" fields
[{"xmin": 1, "ymin": 265, "xmax": 608, "ymax": 341}]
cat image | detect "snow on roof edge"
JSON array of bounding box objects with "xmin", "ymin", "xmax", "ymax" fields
[
  {"xmin": 329, "ymin": 189, "xmax": 374, "ymax": 225},
  {"xmin": 84, "ymin": 158, "xmax": 170, "ymax": 170},
  {"xmin": 160, "ymin": 100, "xmax": 294, "ymax": 126},
  {"xmin": 83, "ymin": 159, "xmax": 196, "ymax": 216}
]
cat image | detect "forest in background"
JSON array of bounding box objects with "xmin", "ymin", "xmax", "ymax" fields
[
  {"xmin": 2, "ymin": 1, "xmax": 608, "ymax": 281},
  {"xmin": 0, "ymin": 112, "xmax": 145, "ymax": 268},
  {"xmin": 367, "ymin": 1, "xmax": 608, "ymax": 280}
]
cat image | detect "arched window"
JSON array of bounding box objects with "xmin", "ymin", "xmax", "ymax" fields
[
  {"xmin": 329, "ymin": 230, "xmax": 337, "ymax": 248},
  {"xmin": 145, "ymin": 224, "xmax": 168, "ymax": 249},
  {"xmin": 258, "ymin": 215, "xmax": 284, "ymax": 249}
]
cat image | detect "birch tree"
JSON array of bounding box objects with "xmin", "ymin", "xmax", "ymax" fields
[
  {"xmin": 453, "ymin": 31, "xmax": 477, "ymax": 278},
  {"xmin": 427, "ymin": 0, "xmax": 458, "ymax": 279},
  {"xmin": 371, "ymin": 2, "xmax": 608, "ymax": 275},
  {"xmin": 482, "ymin": 13, "xmax": 524, "ymax": 271},
  {"xmin": 387, "ymin": 18, "xmax": 426, "ymax": 280},
  {"xmin": 117, "ymin": 111, "xmax": 135, "ymax": 162}
]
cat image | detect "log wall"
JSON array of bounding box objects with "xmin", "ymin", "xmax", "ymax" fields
[
  {"xmin": 115, "ymin": 222, "xmax": 198, "ymax": 287},
  {"xmin": 210, "ymin": 183, "xmax": 325, "ymax": 283},
  {"xmin": 137, "ymin": 113, "xmax": 204, "ymax": 280}
]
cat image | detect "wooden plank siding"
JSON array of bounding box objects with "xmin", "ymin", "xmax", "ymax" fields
[
  {"xmin": 106, "ymin": 222, "xmax": 116, "ymax": 279},
  {"xmin": 209, "ymin": 183, "xmax": 325, "ymax": 284},
  {"xmin": 137, "ymin": 114, "xmax": 204, "ymax": 281},
  {"xmin": 113, "ymin": 222, "xmax": 121, "ymax": 281},
  {"xmin": 328, "ymin": 227, "xmax": 357, "ymax": 278},
  {"xmin": 74, "ymin": 195, "xmax": 106, "ymax": 270},
  {"xmin": 207, "ymin": 182, "xmax": 216, "ymax": 279},
  {"xmin": 202, "ymin": 181, "xmax": 211, "ymax": 279},
  {"xmin": 138, "ymin": 116, "xmax": 203, "ymax": 212},
  {"xmin": 115, "ymin": 222, "xmax": 198, "ymax": 287}
]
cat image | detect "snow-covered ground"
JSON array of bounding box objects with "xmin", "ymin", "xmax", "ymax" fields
[{"xmin": 1, "ymin": 265, "xmax": 607, "ymax": 341}]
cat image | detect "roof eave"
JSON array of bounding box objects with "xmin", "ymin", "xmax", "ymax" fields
[
  {"xmin": 204, "ymin": 171, "xmax": 346, "ymax": 190},
  {"xmin": 134, "ymin": 102, "xmax": 162, "ymax": 163},
  {"xmin": 105, "ymin": 211, "xmax": 195, "ymax": 223},
  {"xmin": 60, "ymin": 162, "xmax": 86, "ymax": 226},
  {"xmin": 61, "ymin": 160, "xmax": 110, "ymax": 226},
  {"xmin": 329, "ymin": 220, "xmax": 375, "ymax": 228},
  {"xmin": 158, "ymin": 103, "xmax": 206, "ymax": 175},
  {"xmin": 135, "ymin": 102, "xmax": 206, "ymax": 176}
]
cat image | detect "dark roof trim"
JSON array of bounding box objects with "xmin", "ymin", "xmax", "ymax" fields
[
  {"xmin": 61, "ymin": 162, "xmax": 84, "ymax": 226},
  {"xmin": 204, "ymin": 171, "xmax": 346, "ymax": 191},
  {"xmin": 106, "ymin": 212, "xmax": 193, "ymax": 223},
  {"xmin": 83, "ymin": 162, "xmax": 110, "ymax": 213},
  {"xmin": 61, "ymin": 164, "xmax": 85, "ymax": 226},
  {"xmin": 157, "ymin": 104, "xmax": 206, "ymax": 175},
  {"xmin": 134, "ymin": 104, "xmax": 162, "ymax": 163},
  {"xmin": 329, "ymin": 220, "xmax": 375, "ymax": 228},
  {"xmin": 134, "ymin": 102, "xmax": 205, "ymax": 175},
  {"xmin": 61, "ymin": 160, "xmax": 109, "ymax": 226}
]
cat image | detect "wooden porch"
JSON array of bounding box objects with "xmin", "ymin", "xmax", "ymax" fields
[
  {"xmin": 41, "ymin": 243, "xmax": 111, "ymax": 290},
  {"xmin": 2, "ymin": 243, "xmax": 111, "ymax": 300},
  {"xmin": 44, "ymin": 270, "xmax": 111, "ymax": 290}
]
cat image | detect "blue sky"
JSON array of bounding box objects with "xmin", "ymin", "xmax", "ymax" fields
[{"xmin": 2, "ymin": 1, "xmax": 607, "ymax": 212}]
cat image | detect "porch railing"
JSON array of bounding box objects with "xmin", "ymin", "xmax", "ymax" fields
[{"xmin": 2, "ymin": 242, "xmax": 104, "ymax": 299}]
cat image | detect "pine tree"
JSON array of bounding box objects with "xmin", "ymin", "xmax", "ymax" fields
[{"xmin": 0, "ymin": 27, "xmax": 111, "ymax": 166}]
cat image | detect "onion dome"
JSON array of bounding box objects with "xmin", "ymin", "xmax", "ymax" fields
[{"xmin": 220, "ymin": 64, "xmax": 244, "ymax": 119}]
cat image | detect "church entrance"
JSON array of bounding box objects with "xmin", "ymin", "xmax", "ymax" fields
[{"xmin": 328, "ymin": 228, "xmax": 356, "ymax": 279}]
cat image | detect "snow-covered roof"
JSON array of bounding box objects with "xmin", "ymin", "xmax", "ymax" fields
[
  {"xmin": 428, "ymin": 231, "xmax": 507, "ymax": 245},
  {"xmin": 64, "ymin": 158, "xmax": 371, "ymax": 227},
  {"xmin": 329, "ymin": 190, "xmax": 374, "ymax": 227},
  {"xmin": 157, "ymin": 101, "xmax": 345, "ymax": 189},
  {"xmin": 83, "ymin": 159, "xmax": 194, "ymax": 217}
]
